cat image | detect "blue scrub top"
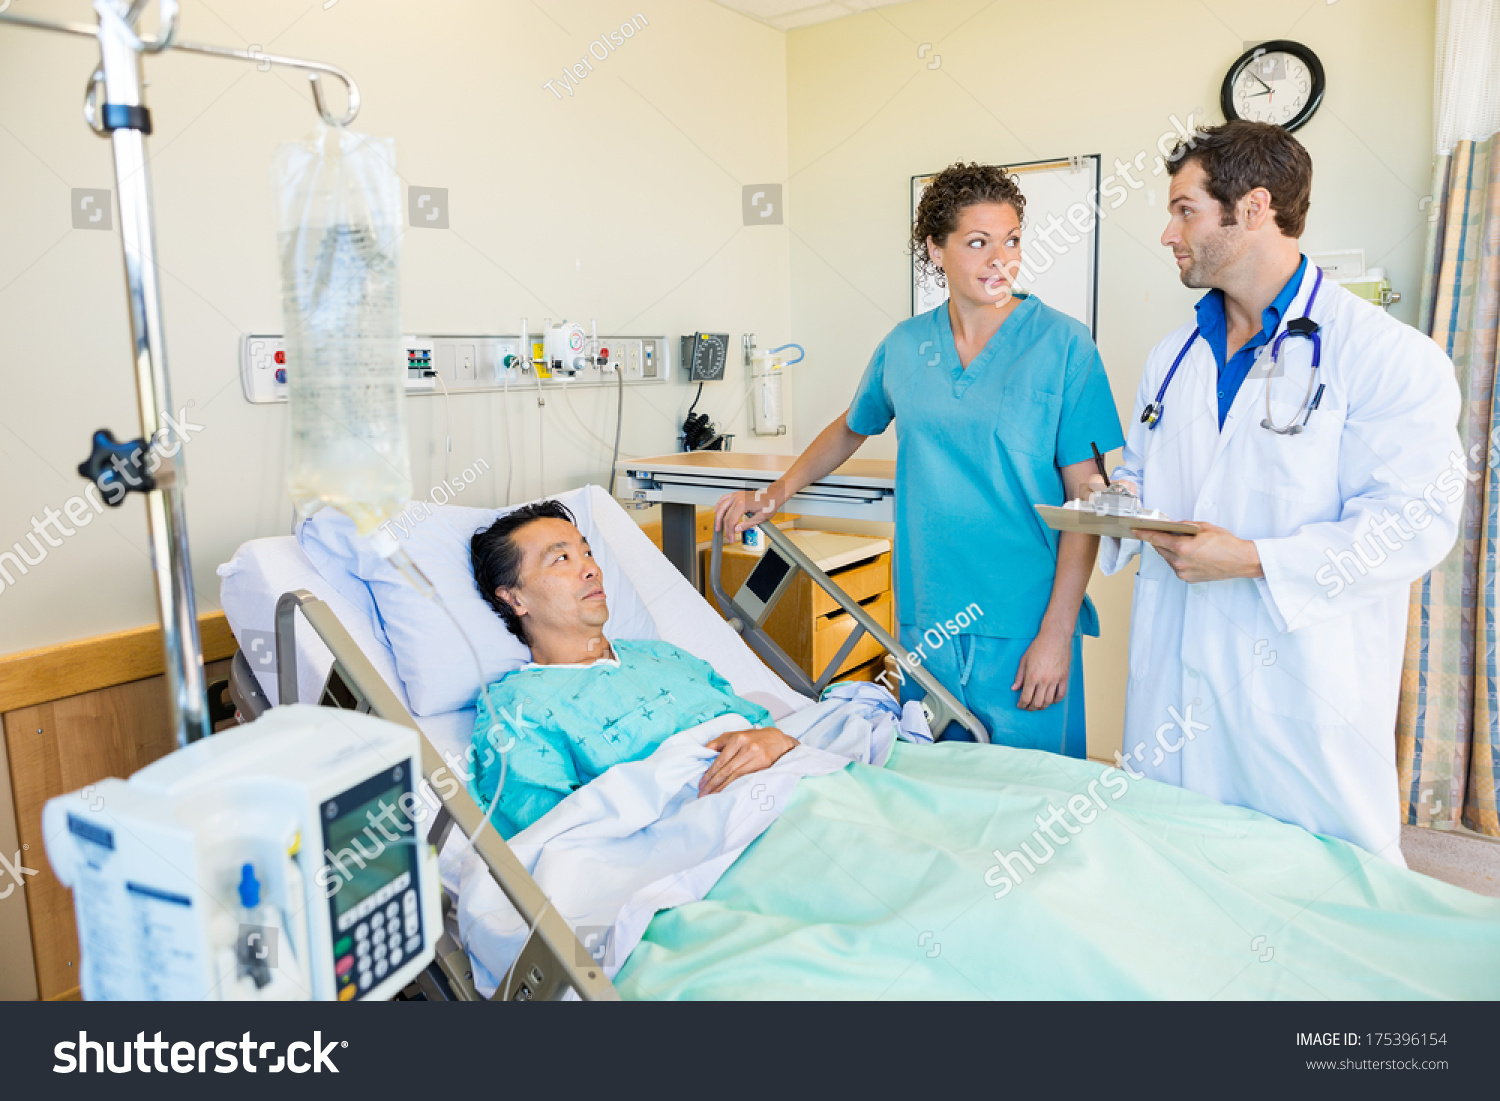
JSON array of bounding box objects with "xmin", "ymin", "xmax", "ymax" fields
[
  {"xmin": 846, "ymin": 295, "xmax": 1124, "ymax": 639},
  {"xmin": 1196, "ymin": 255, "xmax": 1307, "ymax": 428}
]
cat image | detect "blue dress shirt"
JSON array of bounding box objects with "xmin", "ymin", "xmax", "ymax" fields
[{"xmin": 1195, "ymin": 255, "xmax": 1308, "ymax": 429}]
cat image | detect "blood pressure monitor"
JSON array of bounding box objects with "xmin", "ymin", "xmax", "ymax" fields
[{"xmin": 682, "ymin": 332, "xmax": 729, "ymax": 382}]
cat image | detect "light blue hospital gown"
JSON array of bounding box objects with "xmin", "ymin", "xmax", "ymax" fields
[
  {"xmin": 468, "ymin": 639, "xmax": 770, "ymax": 837},
  {"xmin": 845, "ymin": 294, "xmax": 1124, "ymax": 756}
]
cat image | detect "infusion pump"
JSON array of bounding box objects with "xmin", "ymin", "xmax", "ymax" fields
[{"xmin": 43, "ymin": 705, "xmax": 441, "ymax": 1002}]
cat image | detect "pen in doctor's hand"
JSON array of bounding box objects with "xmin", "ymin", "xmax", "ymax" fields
[{"xmin": 1091, "ymin": 442, "xmax": 1111, "ymax": 487}]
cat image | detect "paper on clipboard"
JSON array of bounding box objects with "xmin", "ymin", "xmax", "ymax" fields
[{"xmin": 1034, "ymin": 503, "xmax": 1200, "ymax": 538}]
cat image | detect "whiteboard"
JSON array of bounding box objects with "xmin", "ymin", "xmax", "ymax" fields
[{"xmin": 912, "ymin": 155, "xmax": 1101, "ymax": 336}]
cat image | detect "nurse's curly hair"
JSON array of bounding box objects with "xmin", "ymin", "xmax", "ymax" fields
[
  {"xmin": 911, "ymin": 162, "xmax": 1026, "ymax": 288},
  {"xmin": 471, "ymin": 499, "xmax": 577, "ymax": 643}
]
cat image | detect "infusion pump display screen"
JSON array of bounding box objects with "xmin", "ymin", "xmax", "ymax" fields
[{"xmin": 320, "ymin": 762, "xmax": 424, "ymax": 1000}]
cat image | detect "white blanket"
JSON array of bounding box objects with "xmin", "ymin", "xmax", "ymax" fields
[{"xmin": 452, "ymin": 689, "xmax": 906, "ymax": 998}]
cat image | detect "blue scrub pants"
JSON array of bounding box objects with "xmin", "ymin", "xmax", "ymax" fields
[{"xmin": 897, "ymin": 627, "xmax": 1087, "ymax": 758}]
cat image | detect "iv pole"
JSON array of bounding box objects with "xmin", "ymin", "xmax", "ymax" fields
[{"xmin": 0, "ymin": 0, "xmax": 362, "ymax": 746}]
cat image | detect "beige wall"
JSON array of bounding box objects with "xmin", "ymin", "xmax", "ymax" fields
[
  {"xmin": 0, "ymin": 0, "xmax": 1440, "ymax": 762},
  {"xmin": 0, "ymin": 0, "xmax": 791, "ymax": 653},
  {"xmin": 784, "ymin": 0, "xmax": 1437, "ymax": 759}
]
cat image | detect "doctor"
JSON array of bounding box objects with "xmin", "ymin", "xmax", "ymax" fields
[{"xmin": 1096, "ymin": 120, "xmax": 1460, "ymax": 866}]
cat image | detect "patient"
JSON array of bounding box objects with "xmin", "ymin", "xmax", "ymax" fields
[{"xmin": 467, "ymin": 501, "xmax": 797, "ymax": 837}]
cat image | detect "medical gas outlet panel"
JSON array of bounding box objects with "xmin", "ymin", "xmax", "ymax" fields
[{"xmin": 241, "ymin": 333, "xmax": 669, "ymax": 405}]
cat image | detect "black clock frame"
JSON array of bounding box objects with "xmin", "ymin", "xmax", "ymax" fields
[{"xmin": 1220, "ymin": 39, "xmax": 1326, "ymax": 133}]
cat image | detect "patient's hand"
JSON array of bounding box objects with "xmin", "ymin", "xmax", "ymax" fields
[{"xmin": 698, "ymin": 727, "xmax": 798, "ymax": 797}]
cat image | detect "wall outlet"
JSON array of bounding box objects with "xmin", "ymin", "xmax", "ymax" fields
[
  {"xmin": 240, "ymin": 335, "xmax": 287, "ymax": 403},
  {"xmin": 641, "ymin": 338, "xmax": 664, "ymax": 380},
  {"xmin": 239, "ymin": 333, "xmax": 668, "ymax": 403},
  {"xmin": 432, "ymin": 340, "xmax": 478, "ymax": 383}
]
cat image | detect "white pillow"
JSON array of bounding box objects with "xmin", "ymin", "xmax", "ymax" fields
[
  {"xmin": 295, "ymin": 514, "xmax": 392, "ymax": 650},
  {"xmin": 296, "ymin": 486, "xmax": 659, "ymax": 716},
  {"xmin": 217, "ymin": 535, "xmax": 409, "ymax": 711}
]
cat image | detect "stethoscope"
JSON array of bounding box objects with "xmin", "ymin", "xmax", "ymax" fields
[{"xmin": 1140, "ymin": 266, "xmax": 1326, "ymax": 436}]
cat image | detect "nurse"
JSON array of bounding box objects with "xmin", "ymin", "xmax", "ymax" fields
[{"xmin": 715, "ymin": 162, "xmax": 1124, "ymax": 756}]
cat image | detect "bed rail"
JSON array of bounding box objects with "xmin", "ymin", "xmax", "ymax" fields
[
  {"xmin": 272, "ymin": 590, "xmax": 620, "ymax": 1002},
  {"xmin": 708, "ymin": 523, "xmax": 988, "ymax": 742}
]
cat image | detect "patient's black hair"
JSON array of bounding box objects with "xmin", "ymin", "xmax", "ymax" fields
[{"xmin": 470, "ymin": 500, "xmax": 577, "ymax": 643}]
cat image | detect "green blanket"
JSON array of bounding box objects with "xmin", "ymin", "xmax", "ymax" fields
[{"xmin": 614, "ymin": 742, "xmax": 1500, "ymax": 999}]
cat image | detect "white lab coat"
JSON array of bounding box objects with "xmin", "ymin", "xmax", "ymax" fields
[{"xmin": 1102, "ymin": 275, "xmax": 1461, "ymax": 866}]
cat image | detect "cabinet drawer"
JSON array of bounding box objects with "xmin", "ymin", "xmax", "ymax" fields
[
  {"xmin": 811, "ymin": 553, "xmax": 891, "ymax": 618},
  {"xmin": 813, "ymin": 590, "xmax": 894, "ymax": 677}
]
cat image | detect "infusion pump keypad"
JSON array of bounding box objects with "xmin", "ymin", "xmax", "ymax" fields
[{"xmin": 333, "ymin": 871, "xmax": 423, "ymax": 1000}]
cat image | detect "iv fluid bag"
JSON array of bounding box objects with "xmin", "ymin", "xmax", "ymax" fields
[{"xmin": 272, "ymin": 124, "xmax": 410, "ymax": 535}]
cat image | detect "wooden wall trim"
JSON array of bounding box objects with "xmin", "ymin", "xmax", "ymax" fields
[
  {"xmin": 0, "ymin": 703, "xmax": 38, "ymax": 1001},
  {"xmin": 0, "ymin": 612, "xmax": 236, "ymax": 714}
]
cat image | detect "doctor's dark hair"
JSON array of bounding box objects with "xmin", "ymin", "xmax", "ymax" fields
[
  {"xmin": 1166, "ymin": 119, "xmax": 1312, "ymax": 238},
  {"xmin": 910, "ymin": 162, "xmax": 1027, "ymax": 288},
  {"xmin": 470, "ymin": 500, "xmax": 578, "ymax": 642}
]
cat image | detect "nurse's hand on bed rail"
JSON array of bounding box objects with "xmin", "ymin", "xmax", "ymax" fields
[
  {"xmin": 714, "ymin": 485, "xmax": 783, "ymax": 537},
  {"xmin": 698, "ymin": 727, "xmax": 798, "ymax": 797},
  {"xmin": 715, "ymin": 414, "xmax": 870, "ymax": 536}
]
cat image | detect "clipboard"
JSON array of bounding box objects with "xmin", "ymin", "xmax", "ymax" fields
[{"xmin": 1034, "ymin": 504, "xmax": 1200, "ymax": 538}]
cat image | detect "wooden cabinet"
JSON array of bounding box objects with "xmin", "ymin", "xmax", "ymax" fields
[
  {"xmin": 0, "ymin": 614, "xmax": 237, "ymax": 1000},
  {"xmin": 710, "ymin": 530, "xmax": 894, "ymax": 684},
  {"xmin": 635, "ymin": 506, "xmax": 798, "ymax": 554}
]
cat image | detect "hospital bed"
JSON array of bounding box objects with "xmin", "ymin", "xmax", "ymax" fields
[
  {"xmin": 219, "ymin": 486, "xmax": 1500, "ymax": 1001},
  {"xmin": 219, "ymin": 484, "xmax": 974, "ymax": 1000}
]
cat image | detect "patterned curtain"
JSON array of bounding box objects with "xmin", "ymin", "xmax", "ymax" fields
[{"xmin": 1396, "ymin": 137, "xmax": 1500, "ymax": 837}]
